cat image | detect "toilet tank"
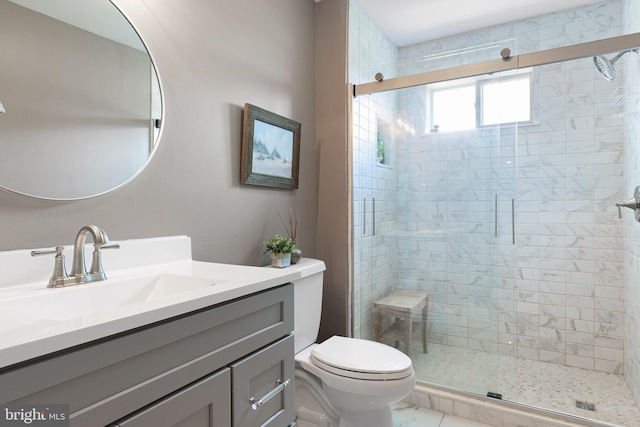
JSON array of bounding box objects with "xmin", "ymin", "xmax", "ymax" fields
[{"xmin": 284, "ymin": 258, "xmax": 326, "ymax": 353}]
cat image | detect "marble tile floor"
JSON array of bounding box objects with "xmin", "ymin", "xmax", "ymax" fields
[
  {"xmin": 405, "ymin": 341, "xmax": 640, "ymax": 427},
  {"xmin": 393, "ymin": 402, "xmax": 491, "ymax": 427}
]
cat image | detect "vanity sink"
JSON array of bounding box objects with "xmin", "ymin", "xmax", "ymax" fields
[
  {"xmin": 0, "ymin": 274, "xmax": 218, "ymax": 331},
  {"xmin": 129, "ymin": 273, "xmax": 219, "ymax": 300}
]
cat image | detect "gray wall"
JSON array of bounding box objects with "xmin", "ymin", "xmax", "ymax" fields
[
  {"xmin": 315, "ymin": 0, "xmax": 351, "ymax": 339},
  {"xmin": 0, "ymin": 0, "xmax": 319, "ymax": 267}
]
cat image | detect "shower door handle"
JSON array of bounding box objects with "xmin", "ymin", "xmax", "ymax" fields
[
  {"xmin": 512, "ymin": 198, "xmax": 515, "ymax": 245},
  {"xmin": 495, "ymin": 195, "xmax": 516, "ymax": 244},
  {"xmin": 372, "ymin": 198, "xmax": 376, "ymax": 236},
  {"xmin": 363, "ymin": 198, "xmax": 366, "ymax": 235},
  {"xmin": 494, "ymin": 194, "xmax": 498, "ymax": 238},
  {"xmin": 363, "ymin": 198, "xmax": 376, "ymax": 235}
]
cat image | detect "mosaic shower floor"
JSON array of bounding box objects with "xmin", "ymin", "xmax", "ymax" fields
[{"xmin": 407, "ymin": 341, "xmax": 640, "ymax": 427}]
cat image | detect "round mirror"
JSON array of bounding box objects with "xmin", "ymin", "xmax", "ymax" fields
[{"xmin": 0, "ymin": 0, "xmax": 163, "ymax": 200}]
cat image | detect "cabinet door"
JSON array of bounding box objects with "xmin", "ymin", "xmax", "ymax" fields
[
  {"xmin": 113, "ymin": 368, "xmax": 231, "ymax": 427},
  {"xmin": 231, "ymin": 335, "xmax": 294, "ymax": 427}
]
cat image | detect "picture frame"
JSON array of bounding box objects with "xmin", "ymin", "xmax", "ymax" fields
[{"xmin": 241, "ymin": 103, "xmax": 301, "ymax": 189}]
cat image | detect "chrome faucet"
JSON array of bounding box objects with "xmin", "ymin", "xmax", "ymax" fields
[
  {"xmin": 71, "ymin": 225, "xmax": 115, "ymax": 283},
  {"xmin": 31, "ymin": 225, "xmax": 119, "ymax": 288}
]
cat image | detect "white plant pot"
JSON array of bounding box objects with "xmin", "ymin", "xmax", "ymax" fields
[{"xmin": 270, "ymin": 253, "xmax": 291, "ymax": 268}]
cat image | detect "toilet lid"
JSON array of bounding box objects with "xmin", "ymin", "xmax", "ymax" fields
[{"xmin": 310, "ymin": 336, "xmax": 413, "ymax": 380}]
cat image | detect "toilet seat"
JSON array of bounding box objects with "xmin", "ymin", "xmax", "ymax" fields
[{"xmin": 310, "ymin": 336, "xmax": 413, "ymax": 380}]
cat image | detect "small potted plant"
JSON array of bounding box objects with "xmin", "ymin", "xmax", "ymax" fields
[
  {"xmin": 376, "ymin": 133, "xmax": 385, "ymax": 164},
  {"xmin": 264, "ymin": 234, "xmax": 296, "ymax": 268},
  {"xmin": 278, "ymin": 208, "xmax": 302, "ymax": 264}
]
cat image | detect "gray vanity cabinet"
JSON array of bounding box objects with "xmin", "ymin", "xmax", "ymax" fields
[
  {"xmin": 113, "ymin": 335, "xmax": 294, "ymax": 427},
  {"xmin": 0, "ymin": 284, "xmax": 294, "ymax": 427},
  {"xmin": 113, "ymin": 368, "xmax": 231, "ymax": 427}
]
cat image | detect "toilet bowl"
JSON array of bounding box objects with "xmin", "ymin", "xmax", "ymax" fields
[
  {"xmin": 296, "ymin": 337, "xmax": 415, "ymax": 427},
  {"xmin": 283, "ymin": 258, "xmax": 416, "ymax": 427}
]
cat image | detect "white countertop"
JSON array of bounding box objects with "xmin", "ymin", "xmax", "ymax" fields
[{"xmin": 0, "ymin": 236, "xmax": 301, "ymax": 370}]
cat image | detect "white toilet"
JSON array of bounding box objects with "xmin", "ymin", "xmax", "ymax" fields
[{"xmin": 286, "ymin": 258, "xmax": 415, "ymax": 427}]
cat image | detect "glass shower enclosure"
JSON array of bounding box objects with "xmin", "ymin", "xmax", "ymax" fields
[{"xmin": 350, "ymin": 32, "xmax": 640, "ymax": 425}]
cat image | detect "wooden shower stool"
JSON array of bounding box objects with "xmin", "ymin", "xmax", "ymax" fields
[{"xmin": 373, "ymin": 290, "xmax": 429, "ymax": 355}]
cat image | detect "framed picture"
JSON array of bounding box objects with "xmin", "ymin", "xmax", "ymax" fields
[{"xmin": 241, "ymin": 103, "xmax": 301, "ymax": 189}]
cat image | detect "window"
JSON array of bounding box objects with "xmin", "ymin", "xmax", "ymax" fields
[
  {"xmin": 431, "ymin": 85, "xmax": 476, "ymax": 132},
  {"xmin": 481, "ymin": 76, "xmax": 531, "ymax": 126},
  {"xmin": 427, "ymin": 71, "xmax": 532, "ymax": 133}
]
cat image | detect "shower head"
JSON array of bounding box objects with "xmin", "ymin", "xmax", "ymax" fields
[
  {"xmin": 593, "ymin": 49, "xmax": 639, "ymax": 81},
  {"xmin": 594, "ymin": 54, "xmax": 615, "ymax": 80}
]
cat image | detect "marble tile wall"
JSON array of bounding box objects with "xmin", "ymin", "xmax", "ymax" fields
[
  {"xmin": 395, "ymin": 1, "xmax": 622, "ymax": 75},
  {"xmin": 623, "ymin": 0, "xmax": 640, "ymax": 406},
  {"xmin": 349, "ymin": 0, "xmax": 629, "ymax": 376}
]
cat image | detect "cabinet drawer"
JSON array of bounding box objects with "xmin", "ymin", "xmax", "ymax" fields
[
  {"xmin": 113, "ymin": 368, "xmax": 231, "ymax": 427},
  {"xmin": 231, "ymin": 335, "xmax": 294, "ymax": 427}
]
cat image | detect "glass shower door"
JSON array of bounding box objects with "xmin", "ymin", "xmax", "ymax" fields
[
  {"xmin": 351, "ymin": 75, "xmax": 522, "ymax": 397},
  {"xmin": 351, "ymin": 93, "xmax": 401, "ymax": 342}
]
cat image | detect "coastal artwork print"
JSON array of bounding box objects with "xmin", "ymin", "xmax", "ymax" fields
[
  {"xmin": 252, "ymin": 119, "xmax": 293, "ymax": 179},
  {"xmin": 241, "ymin": 104, "xmax": 300, "ymax": 189}
]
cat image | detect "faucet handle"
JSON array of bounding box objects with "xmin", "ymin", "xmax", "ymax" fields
[
  {"xmin": 100, "ymin": 243, "xmax": 120, "ymax": 250},
  {"xmin": 31, "ymin": 246, "xmax": 69, "ymax": 288},
  {"xmin": 31, "ymin": 247, "xmax": 60, "ymax": 257},
  {"xmin": 88, "ymin": 242, "xmax": 120, "ymax": 277},
  {"xmin": 616, "ymin": 185, "xmax": 640, "ymax": 222}
]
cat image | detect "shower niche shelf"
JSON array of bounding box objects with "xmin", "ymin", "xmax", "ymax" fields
[{"xmin": 376, "ymin": 118, "xmax": 392, "ymax": 167}]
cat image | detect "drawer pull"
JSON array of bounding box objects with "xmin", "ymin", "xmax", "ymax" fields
[{"xmin": 250, "ymin": 378, "xmax": 291, "ymax": 410}]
